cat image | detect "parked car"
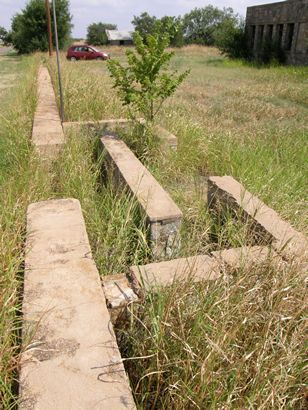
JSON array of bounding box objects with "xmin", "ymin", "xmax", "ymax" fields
[{"xmin": 66, "ymin": 45, "xmax": 109, "ymax": 61}]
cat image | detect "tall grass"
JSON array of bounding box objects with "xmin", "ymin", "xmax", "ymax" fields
[
  {"xmin": 53, "ymin": 129, "xmax": 150, "ymax": 275},
  {"xmin": 121, "ymin": 260, "xmax": 306, "ymax": 408},
  {"xmin": 1, "ymin": 46, "xmax": 306, "ymax": 408},
  {"xmin": 48, "ymin": 47, "xmax": 307, "ymax": 231},
  {"xmin": 0, "ymin": 54, "xmax": 53, "ymax": 407}
]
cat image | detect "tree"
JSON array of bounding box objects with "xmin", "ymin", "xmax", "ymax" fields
[
  {"xmin": 131, "ymin": 12, "xmax": 157, "ymax": 40},
  {"xmin": 107, "ymin": 28, "xmax": 189, "ymax": 127},
  {"xmin": 0, "ymin": 27, "xmax": 12, "ymax": 45},
  {"xmin": 132, "ymin": 13, "xmax": 184, "ymax": 47},
  {"xmin": 182, "ymin": 6, "xmax": 237, "ymax": 46},
  {"xmin": 86, "ymin": 22, "xmax": 117, "ymax": 46},
  {"xmin": 160, "ymin": 16, "xmax": 184, "ymax": 47},
  {"xmin": 214, "ymin": 18, "xmax": 251, "ymax": 60},
  {"xmin": 10, "ymin": 0, "xmax": 72, "ymax": 54}
]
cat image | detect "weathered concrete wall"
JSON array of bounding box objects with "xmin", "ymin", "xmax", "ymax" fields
[
  {"xmin": 208, "ymin": 176, "xmax": 308, "ymax": 262},
  {"xmin": 100, "ymin": 135, "xmax": 182, "ymax": 258},
  {"xmin": 20, "ymin": 198, "xmax": 135, "ymax": 409},
  {"xmin": 32, "ymin": 66, "xmax": 65, "ymax": 160},
  {"xmin": 246, "ymin": 0, "xmax": 308, "ymax": 65}
]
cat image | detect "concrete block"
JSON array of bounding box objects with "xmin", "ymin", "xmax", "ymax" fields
[
  {"xmin": 20, "ymin": 198, "xmax": 135, "ymax": 409},
  {"xmin": 104, "ymin": 245, "xmax": 280, "ymax": 320},
  {"xmin": 100, "ymin": 136, "xmax": 182, "ymax": 258},
  {"xmin": 32, "ymin": 67, "xmax": 65, "ymax": 161},
  {"xmin": 130, "ymin": 255, "xmax": 220, "ymax": 291},
  {"xmin": 208, "ymin": 176, "xmax": 307, "ymax": 262},
  {"xmin": 63, "ymin": 118, "xmax": 132, "ymax": 133},
  {"xmin": 103, "ymin": 274, "xmax": 139, "ymax": 325},
  {"xmin": 211, "ymin": 245, "xmax": 278, "ymax": 270},
  {"xmin": 155, "ymin": 125, "xmax": 177, "ymax": 150}
]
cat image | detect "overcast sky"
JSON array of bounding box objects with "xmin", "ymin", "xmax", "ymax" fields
[{"xmin": 0, "ymin": 0, "xmax": 282, "ymax": 38}]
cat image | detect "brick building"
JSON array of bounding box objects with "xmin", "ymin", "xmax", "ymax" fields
[{"xmin": 246, "ymin": 0, "xmax": 308, "ymax": 64}]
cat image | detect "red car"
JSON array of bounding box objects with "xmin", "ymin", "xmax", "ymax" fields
[{"xmin": 66, "ymin": 45, "xmax": 109, "ymax": 61}]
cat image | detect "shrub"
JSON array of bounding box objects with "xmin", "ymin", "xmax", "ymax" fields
[
  {"xmin": 214, "ymin": 19, "xmax": 251, "ymax": 60},
  {"xmin": 107, "ymin": 28, "xmax": 189, "ymax": 126}
]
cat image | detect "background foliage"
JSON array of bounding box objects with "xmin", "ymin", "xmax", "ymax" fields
[
  {"xmin": 9, "ymin": 0, "xmax": 72, "ymax": 54},
  {"xmin": 86, "ymin": 22, "xmax": 117, "ymax": 46}
]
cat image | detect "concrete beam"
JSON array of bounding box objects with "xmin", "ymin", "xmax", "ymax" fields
[
  {"xmin": 103, "ymin": 244, "xmax": 280, "ymax": 324},
  {"xmin": 129, "ymin": 255, "xmax": 220, "ymax": 291},
  {"xmin": 32, "ymin": 67, "xmax": 65, "ymax": 160},
  {"xmin": 63, "ymin": 119, "xmax": 178, "ymax": 150},
  {"xmin": 208, "ymin": 176, "xmax": 307, "ymax": 262},
  {"xmin": 211, "ymin": 245, "xmax": 278, "ymax": 270},
  {"xmin": 20, "ymin": 198, "xmax": 135, "ymax": 409},
  {"xmin": 100, "ymin": 135, "xmax": 182, "ymax": 258},
  {"xmin": 63, "ymin": 118, "xmax": 132, "ymax": 133}
]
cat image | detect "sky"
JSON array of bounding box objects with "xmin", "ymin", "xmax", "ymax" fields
[{"xmin": 0, "ymin": 0, "xmax": 283, "ymax": 38}]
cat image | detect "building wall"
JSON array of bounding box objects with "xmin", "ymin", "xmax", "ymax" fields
[
  {"xmin": 108, "ymin": 40, "xmax": 133, "ymax": 46},
  {"xmin": 246, "ymin": 0, "xmax": 308, "ymax": 65}
]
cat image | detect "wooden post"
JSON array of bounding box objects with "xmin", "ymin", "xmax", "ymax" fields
[{"xmin": 45, "ymin": 0, "xmax": 53, "ymax": 56}]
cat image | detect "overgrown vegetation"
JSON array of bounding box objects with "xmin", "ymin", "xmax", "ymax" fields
[
  {"xmin": 0, "ymin": 53, "xmax": 52, "ymax": 407},
  {"xmin": 1, "ymin": 45, "xmax": 307, "ymax": 408},
  {"xmin": 46, "ymin": 46, "xmax": 307, "ymax": 407}
]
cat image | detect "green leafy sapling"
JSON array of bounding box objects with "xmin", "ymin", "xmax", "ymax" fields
[{"xmin": 107, "ymin": 24, "xmax": 189, "ymax": 127}]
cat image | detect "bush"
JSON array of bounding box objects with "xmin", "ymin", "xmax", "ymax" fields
[
  {"xmin": 214, "ymin": 19, "xmax": 251, "ymax": 60},
  {"xmin": 257, "ymin": 40, "xmax": 286, "ymax": 65}
]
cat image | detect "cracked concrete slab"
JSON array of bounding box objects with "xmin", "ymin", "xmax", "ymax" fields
[{"xmin": 20, "ymin": 198, "xmax": 135, "ymax": 409}]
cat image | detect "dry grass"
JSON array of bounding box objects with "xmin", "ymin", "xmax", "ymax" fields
[
  {"xmin": 0, "ymin": 54, "xmax": 53, "ymax": 407},
  {"xmin": 46, "ymin": 46, "xmax": 307, "ymax": 408},
  {"xmin": 121, "ymin": 259, "xmax": 307, "ymax": 408},
  {"xmin": 0, "ymin": 45, "xmax": 306, "ymax": 408}
]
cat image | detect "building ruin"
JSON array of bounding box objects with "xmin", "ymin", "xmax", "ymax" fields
[{"xmin": 246, "ymin": 0, "xmax": 308, "ymax": 64}]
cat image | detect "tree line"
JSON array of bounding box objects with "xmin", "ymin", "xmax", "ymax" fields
[
  {"xmin": 0, "ymin": 1, "xmax": 246, "ymax": 59},
  {"xmin": 87, "ymin": 8, "xmax": 247, "ymax": 57},
  {"xmin": 0, "ymin": 1, "xmax": 283, "ymax": 63}
]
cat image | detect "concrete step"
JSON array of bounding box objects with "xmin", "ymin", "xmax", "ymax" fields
[
  {"xmin": 20, "ymin": 198, "xmax": 135, "ymax": 409},
  {"xmin": 129, "ymin": 255, "xmax": 220, "ymax": 291}
]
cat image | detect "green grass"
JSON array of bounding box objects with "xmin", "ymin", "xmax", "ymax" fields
[
  {"xmin": 53, "ymin": 129, "xmax": 151, "ymax": 274},
  {"xmin": 0, "ymin": 54, "xmax": 53, "ymax": 407},
  {"xmin": 48, "ymin": 46, "xmax": 308, "ymax": 232},
  {"xmin": 46, "ymin": 47, "xmax": 307, "ymax": 408},
  {"xmin": 1, "ymin": 46, "xmax": 307, "ymax": 408}
]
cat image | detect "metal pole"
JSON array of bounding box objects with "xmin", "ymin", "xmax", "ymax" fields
[
  {"xmin": 52, "ymin": 0, "xmax": 64, "ymax": 122},
  {"xmin": 45, "ymin": 0, "xmax": 53, "ymax": 56}
]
